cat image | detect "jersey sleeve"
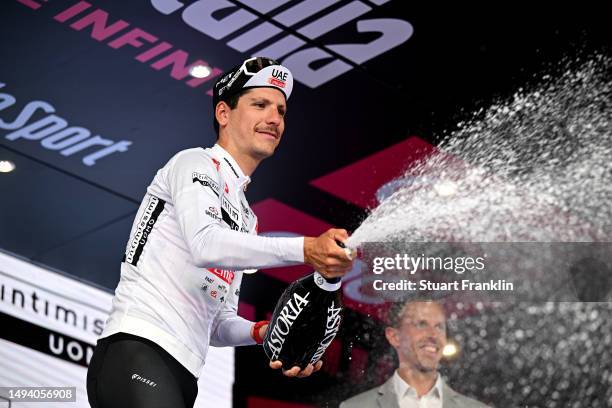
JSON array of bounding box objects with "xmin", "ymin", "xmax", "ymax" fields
[
  {"xmin": 209, "ymin": 272, "xmax": 255, "ymax": 347},
  {"xmin": 166, "ymin": 150, "xmax": 304, "ymax": 270}
]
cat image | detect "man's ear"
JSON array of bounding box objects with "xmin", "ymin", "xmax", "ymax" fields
[
  {"xmin": 216, "ymin": 101, "xmax": 230, "ymax": 128},
  {"xmin": 385, "ymin": 327, "xmax": 400, "ymax": 348}
]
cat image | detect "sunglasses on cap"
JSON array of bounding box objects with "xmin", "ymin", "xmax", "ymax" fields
[
  {"xmin": 242, "ymin": 56, "xmax": 280, "ymax": 75},
  {"xmin": 219, "ymin": 57, "xmax": 280, "ymax": 97}
]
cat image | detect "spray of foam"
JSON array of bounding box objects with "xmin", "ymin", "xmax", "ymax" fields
[{"xmin": 348, "ymin": 55, "xmax": 612, "ymax": 247}]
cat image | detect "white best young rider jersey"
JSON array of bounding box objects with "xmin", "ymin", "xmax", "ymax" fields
[{"xmin": 100, "ymin": 144, "xmax": 304, "ymax": 377}]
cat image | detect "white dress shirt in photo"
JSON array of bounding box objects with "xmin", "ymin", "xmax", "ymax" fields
[{"xmin": 393, "ymin": 370, "xmax": 443, "ymax": 408}]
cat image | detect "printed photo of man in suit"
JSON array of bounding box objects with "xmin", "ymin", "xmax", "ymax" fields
[{"xmin": 341, "ymin": 300, "xmax": 489, "ymax": 408}]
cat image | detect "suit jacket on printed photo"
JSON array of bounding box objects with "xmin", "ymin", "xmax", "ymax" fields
[{"xmin": 340, "ymin": 375, "xmax": 490, "ymax": 408}]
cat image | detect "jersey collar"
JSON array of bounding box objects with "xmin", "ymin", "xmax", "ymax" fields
[{"xmin": 211, "ymin": 144, "xmax": 251, "ymax": 190}]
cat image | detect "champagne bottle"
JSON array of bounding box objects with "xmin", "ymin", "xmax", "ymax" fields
[{"xmin": 263, "ymin": 271, "xmax": 343, "ymax": 369}]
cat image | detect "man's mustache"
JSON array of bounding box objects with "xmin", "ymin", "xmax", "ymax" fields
[{"xmin": 256, "ymin": 127, "xmax": 279, "ymax": 137}]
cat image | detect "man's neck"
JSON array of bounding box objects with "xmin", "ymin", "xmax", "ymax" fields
[
  {"xmin": 396, "ymin": 365, "xmax": 438, "ymax": 397},
  {"xmin": 217, "ymin": 140, "xmax": 259, "ymax": 177}
]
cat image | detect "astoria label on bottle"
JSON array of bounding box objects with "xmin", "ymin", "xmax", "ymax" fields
[{"xmin": 263, "ymin": 271, "xmax": 343, "ymax": 369}]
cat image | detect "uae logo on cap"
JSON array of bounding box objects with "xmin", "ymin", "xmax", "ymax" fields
[{"xmin": 268, "ymin": 68, "xmax": 287, "ymax": 88}]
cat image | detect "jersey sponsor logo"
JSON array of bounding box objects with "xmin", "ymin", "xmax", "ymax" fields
[
  {"xmin": 221, "ymin": 196, "xmax": 239, "ymax": 222},
  {"xmin": 207, "ymin": 268, "xmax": 235, "ymax": 285},
  {"xmin": 222, "ymin": 209, "xmax": 240, "ymax": 231},
  {"xmin": 192, "ymin": 172, "xmax": 220, "ymax": 196},
  {"xmin": 240, "ymin": 201, "xmax": 252, "ymax": 219},
  {"xmin": 222, "ymin": 157, "xmax": 240, "ymax": 179},
  {"xmin": 204, "ymin": 276, "xmax": 214, "ymax": 284},
  {"xmin": 207, "ymin": 206, "xmax": 219, "ymax": 217},
  {"xmin": 205, "ymin": 206, "xmax": 220, "ymax": 220},
  {"xmin": 124, "ymin": 195, "xmax": 165, "ymax": 266},
  {"xmin": 210, "ymin": 290, "xmax": 218, "ymax": 299}
]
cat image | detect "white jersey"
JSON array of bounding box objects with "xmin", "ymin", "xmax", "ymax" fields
[{"xmin": 100, "ymin": 144, "xmax": 304, "ymax": 377}]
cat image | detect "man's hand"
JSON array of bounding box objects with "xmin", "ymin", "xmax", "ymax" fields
[
  {"xmin": 269, "ymin": 360, "xmax": 323, "ymax": 378},
  {"xmin": 259, "ymin": 323, "xmax": 323, "ymax": 378},
  {"xmin": 304, "ymin": 228, "xmax": 354, "ymax": 279}
]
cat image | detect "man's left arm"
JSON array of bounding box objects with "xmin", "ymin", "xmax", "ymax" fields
[{"xmin": 209, "ymin": 272, "xmax": 255, "ymax": 347}]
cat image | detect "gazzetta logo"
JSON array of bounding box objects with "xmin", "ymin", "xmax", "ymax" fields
[{"xmin": 149, "ymin": 0, "xmax": 413, "ymax": 88}]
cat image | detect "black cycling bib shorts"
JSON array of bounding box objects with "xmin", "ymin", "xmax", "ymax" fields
[{"xmin": 87, "ymin": 333, "xmax": 198, "ymax": 408}]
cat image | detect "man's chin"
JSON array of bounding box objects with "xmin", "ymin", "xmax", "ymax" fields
[
  {"xmin": 416, "ymin": 358, "xmax": 440, "ymax": 373},
  {"xmin": 253, "ymin": 145, "xmax": 276, "ymax": 160}
]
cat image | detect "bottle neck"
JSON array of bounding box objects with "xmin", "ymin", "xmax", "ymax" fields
[{"xmin": 313, "ymin": 272, "xmax": 342, "ymax": 291}]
